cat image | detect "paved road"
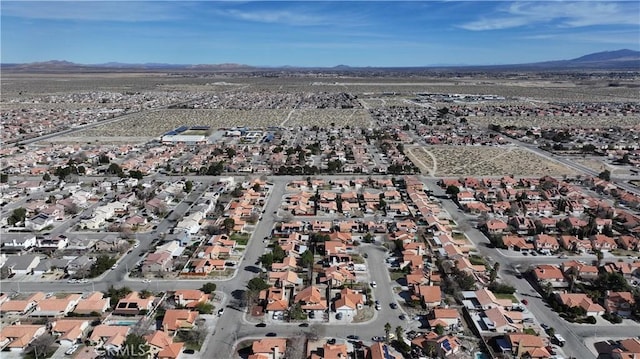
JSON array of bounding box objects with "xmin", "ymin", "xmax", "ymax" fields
[{"xmin": 421, "ymin": 178, "xmax": 640, "ymax": 359}]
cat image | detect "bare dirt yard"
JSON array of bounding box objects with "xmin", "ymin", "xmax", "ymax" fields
[{"xmin": 407, "ymin": 145, "xmax": 578, "ymax": 177}]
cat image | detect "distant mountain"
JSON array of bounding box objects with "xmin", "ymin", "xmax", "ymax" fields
[
  {"xmin": 571, "ymin": 49, "xmax": 640, "ymax": 63},
  {"xmin": 512, "ymin": 49, "xmax": 640, "ymax": 70},
  {"xmin": 2, "ymin": 49, "xmax": 639, "ymax": 72}
]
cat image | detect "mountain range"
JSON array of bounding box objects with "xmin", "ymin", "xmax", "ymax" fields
[{"xmin": 2, "ymin": 49, "xmax": 639, "ymax": 72}]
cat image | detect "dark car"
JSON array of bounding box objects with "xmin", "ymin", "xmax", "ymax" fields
[
  {"xmin": 347, "ymin": 335, "xmax": 360, "ymax": 340},
  {"xmin": 399, "ymin": 314, "xmax": 406, "ymax": 320},
  {"xmin": 327, "ymin": 338, "xmax": 336, "ymax": 345},
  {"xmin": 265, "ymin": 332, "xmax": 277, "ymax": 337},
  {"xmin": 299, "ymin": 323, "xmax": 309, "ymax": 327},
  {"xmin": 183, "ymin": 349, "xmax": 195, "ymax": 355},
  {"xmin": 521, "ymin": 299, "xmax": 529, "ymax": 305},
  {"xmin": 390, "ymin": 303, "xmax": 398, "ymax": 309},
  {"xmin": 256, "ymin": 323, "xmax": 267, "ymax": 327}
]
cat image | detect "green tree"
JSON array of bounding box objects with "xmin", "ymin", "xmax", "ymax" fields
[
  {"xmin": 434, "ymin": 323, "xmax": 445, "ymax": 335},
  {"xmin": 0, "ymin": 173, "xmax": 8, "ymax": 183},
  {"xmin": 272, "ymin": 244, "xmax": 286, "ymax": 263},
  {"xmin": 300, "ymin": 250, "xmax": 314, "ymax": 268},
  {"xmin": 42, "ymin": 173, "xmax": 51, "ymax": 181},
  {"xmin": 247, "ymin": 277, "xmax": 270, "ymax": 292},
  {"xmin": 89, "ymin": 255, "xmax": 117, "ymax": 278},
  {"xmin": 116, "ymin": 334, "xmax": 150, "ymax": 358},
  {"xmin": 200, "ymin": 282, "xmax": 217, "ymax": 294},
  {"xmin": 259, "ymin": 252, "xmax": 274, "ymax": 269},
  {"xmin": 223, "ymin": 218, "xmax": 235, "ymax": 233},
  {"xmin": 194, "ymin": 301, "xmax": 213, "ymax": 314},
  {"xmin": 490, "ymin": 262, "xmax": 500, "ymax": 283},
  {"xmin": 7, "ymin": 207, "xmax": 27, "ymax": 226},
  {"xmin": 129, "ymin": 170, "xmax": 144, "ymax": 180},
  {"xmin": 252, "ymin": 183, "xmax": 261, "ymax": 192},
  {"xmin": 598, "ymin": 169, "xmax": 611, "ymax": 181},
  {"xmin": 446, "ymin": 185, "xmax": 460, "ymax": 197},
  {"xmin": 384, "ymin": 322, "xmax": 392, "ymax": 342},
  {"xmin": 184, "ymin": 180, "xmax": 193, "ymax": 193},
  {"xmin": 106, "ymin": 286, "xmax": 132, "ymax": 307},
  {"xmin": 395, "ymin": 326, "xmax": 404, "ymax": 342}
]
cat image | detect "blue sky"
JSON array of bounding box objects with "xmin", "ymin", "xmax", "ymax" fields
[{"xmin": 2, "ymin": 1, "xmax": 639, "ymax": 66}]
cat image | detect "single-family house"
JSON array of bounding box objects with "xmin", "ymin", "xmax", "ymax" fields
[
  {"xmin": 0, "ymin": 324, "xmax": 46, "ymax": 351},
  {"xmin": 113, "ymin": 292, "xmax": 155, "ymax": 316},
  {"xmin": 173, "ymin": 290, "xmax": 209, "ymax": 309},
  {"xmin": 162, "ymin": 309, "xmax": 198, "ymax": 334}
]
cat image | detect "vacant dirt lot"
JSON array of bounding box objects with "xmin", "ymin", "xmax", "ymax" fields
[{"xmin": 408, "ymin": 145, "xmax": 578, "ymax": 177}]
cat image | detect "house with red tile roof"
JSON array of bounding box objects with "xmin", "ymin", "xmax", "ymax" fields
[
  {"xmin": 479, "ymin": 307, "xmax": 522, "ymax": 334},
  {"xmin": 173, "ymin": 290, "xmax": 209, "ymax": 309},
  {"xmin": 505, "ymin": 333, "xmax": 549, "ymax": 358},
  {"xmin": 293, "ymin": 286, "xmax": 327, "ymax": 316},
  {"xmin": 51, "ymin": 319, "xmax": 89, "ymax": 345},
  {"xmin": 261, "ymin": 287, "xmax": 289, "ymax": 317},
  {"xmin": 605, "ymin": 291, "xmax": 635, "ymax": 318},
  {"xmin": 533, "ymin": 265, "xmax": 568, "ymax": 288},
  {"xmin": 556, "ymin": 293, "xmax": 605, "ymax": 316},
  {"xmin": 415, "ymin": 285, "xmax": 442, "ymax": 308},
  {"xmin": 320, "ymin": 265, "xmax": 356, "ymax": 287},
  {"xmin": 89, "ymin": 325, "xmax": 130, "ymax": 350},
  {"xmin": 334, "ymin": 288, "xmax": 365, "ymax": 318},
  {"xmin": 271, "ymin": 256, "xmax": 299, "ymax": 272},
  {"xmin": 461, "ymin": 288, "xmax": 513, "ymax": 310},
  {"xmin": 483, "ymin": 219, "xmax": 509, "ymax": 234},
  {"xmin": 503, "ymin": 235, "xmax": 534, "ymax": 251},
  {"xmin": 561, "ymin": 261, "xmax": 599, "ymax": 281},
  {"xmin": 611, "ymin": 338, "xmax": 640, "ymax": 359},
  {"xmin": 534, "ymin": 234, "xmax": 560, "ymax": 253},
  {"xmin": 31, "ymin": 293, "xmax": 82, "ymax": 317},
  {"xmin": 309, "ymin": 342, "xmax": 349, "ymax": 359},
  {"xmin": 428, "ymin": 308, "xmax": 461, "ymax": 330},
  {"xmin": 249, "ymin": 338, "xmax": 287, "ymax": 359},
  {"xmin": 145, "ymin": 330, "xmax": 184, "ymax": 359},
  {"xmin": 73, "ymin": 292, "xmax": 110, "ymax": 315},
  {"xmin": 0, "ymin": 324, "xmax": 46, "ymax": 351},
  {"xmin": 590, "ymin": 234, "xmax": 618, "ymax": 251},
  {"xmin": 162, "ymin": 309, "xmax": 198, "ymax": 334},
  {"xmin": 618, "ymin": 235, "xmax": 639, "ymax": 251},
  {"xmin": 268, "ymin": 270, "xmax": 302, "ymax": 288},
  {"xmin": 0, "ymin": 292, "xmax": 45, "ymax": 315},
  {"xmin": 113, "ymin": 291, "xmax": 155, "ymax": 316}
]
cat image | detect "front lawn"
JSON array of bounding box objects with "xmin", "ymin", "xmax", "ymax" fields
[
  {"xmin": 230, "ymin": 233, "xmax": 250, "ymax": 245},
  {"xmin": 494, "ymin": 293, "xmax": 517, "ymax": 302}
]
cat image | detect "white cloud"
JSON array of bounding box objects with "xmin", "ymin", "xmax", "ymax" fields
[
  {"xmin": 216, "ymin": 9, "xmax": 328, "ymax": 26},
  {"xmin": 1, "ymin": 1, "xmax": 185, "ymax": 22},
  {"xmin": 460, "ymin": 1, "xmax": 640, "ymax": 31}
]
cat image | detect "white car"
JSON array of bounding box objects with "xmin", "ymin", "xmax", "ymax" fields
[
  {"xmin": 111, "ymin": 264, "xmax": 118, "ymax": 270},
  {"xmin": 142, "ymin": 279, "xmax": 151, "ymax": 283},
  {"xmin": 134, "ymin": 243, "xmax": 139, "ymax": 248},
  {"xmin": 65, "ymin": 344, "xmax": 80, "ymax": 355},
  {"xmin": 370, "ymin": 281, "xmax": 377, "ymax": 288}
]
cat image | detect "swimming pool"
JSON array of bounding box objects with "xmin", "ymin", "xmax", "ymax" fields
[{"xmin": 474, "ymin": 352, "xmax": 489, "ymax": 359}]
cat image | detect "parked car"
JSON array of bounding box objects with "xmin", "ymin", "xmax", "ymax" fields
[
  {"xmin": 370, "ymin": 281, "xmax": 377, "ymax": 288},
  {"xmin": 256, "ymin": 323, "xmax": 267, "ymax": 327},
  {"xmin": 65, "ymin": 344, "xmax": 80, "ymax": 355},
  {"xmin": 266, "ymin": 332, "xmax": 277, "ymax": 337},
  {"xmin": 347, "ymin": 335, "xmax": 360, "ymax": 340},
  {"xmin": 390, "ymin": 303, "xmax": 398, "ymax": 309},
  {"xmin": 299, "ymin": 323, "xmax": 309, "ymax": 327}
]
